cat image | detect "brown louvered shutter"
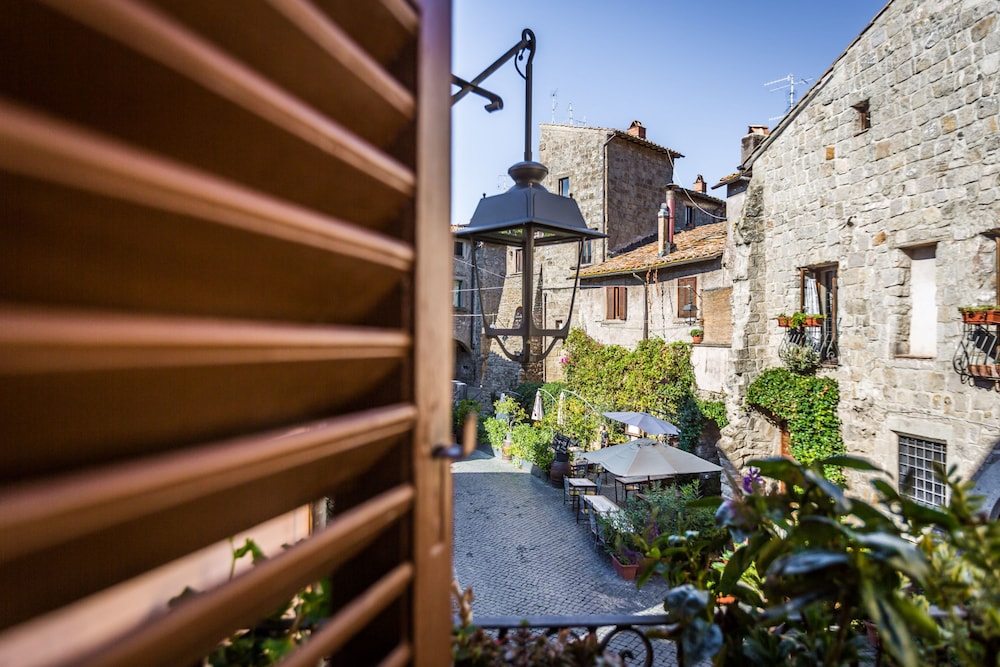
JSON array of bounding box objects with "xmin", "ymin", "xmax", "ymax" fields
[
  {"xmin": 617, "ymin": 285, "xmax": 628, "ymax": 321},
  {"xmin": 0, "ymin": 1, "xmax": 452, "ymax": 665}
]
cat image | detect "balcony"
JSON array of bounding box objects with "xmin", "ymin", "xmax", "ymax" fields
[
  {"xmin": 953, "ymin": 308, "xmax": 1000, "ymax": 389},
  {"xmin": 777, "ymin": 320, "xmax": 839, "ymax": 367}
]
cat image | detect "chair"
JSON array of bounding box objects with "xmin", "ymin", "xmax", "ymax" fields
[{"xmin": 563, "ymin": 475, "xmax": 584, "ymax": 508}]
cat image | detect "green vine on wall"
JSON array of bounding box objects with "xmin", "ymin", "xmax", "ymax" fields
[
  {"xmin": 562, "ymin": 329, "xmax": 711, "ymax": 451},
  {"xmin": 745, "ymin": 367, "xmax": 845, "ymax": 483}
]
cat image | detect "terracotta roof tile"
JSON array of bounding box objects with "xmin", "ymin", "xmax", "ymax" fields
[{"xmin": 579, "ymin": 221, "xmax": 727, "ymax": 278}]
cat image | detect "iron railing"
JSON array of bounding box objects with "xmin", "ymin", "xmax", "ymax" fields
[
  {"xmin": 953, "ymin": 321, "xmax": 1000, "ymax": 389},
  {"xmin": 778, "ymin": 323, "xmax": 839, "ymax": 366},
  {"xmin": 473, "ymin": 613, "xmax": 673, "ymax": 667}
]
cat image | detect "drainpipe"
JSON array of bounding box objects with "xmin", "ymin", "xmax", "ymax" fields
[
  {"xmin": 601, "ymin": 133, "xmax": 617, "ymax": 263},
  {"xmin": 632, "ymin": 272, "xmax": 649, "ymax": 340}
]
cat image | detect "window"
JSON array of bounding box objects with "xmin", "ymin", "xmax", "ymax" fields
[
  {"xmin": 513, "ymin": 248, "xmax": 523, "ymax": 273},
  {"xmin": 558, "ymin": 176, "xmax": 570, "ymax": 197},
  {"xmin": 899, "ymin": 435, "xmax": 947, "ymax": 506},
  {"xmin": 853, "ymin": 100, "xmax": 871, "ymax": 133},
  {"xmin": 605, "ymin": 286, "xmax": 627, "ymax": 320},
  {"xmin": 581, "ymin": 237, "xmax": 593, "ymax": 265},
  {"xmin": 800, "ymin": 265, "xmax": 838, "ymax": 363},
  {"xmin": 904, "ymin": 245, "xmax": 937, "ymax": 357},
  {"xmin": 454, "ymin": 240, "xmax": 465, "ymax": 258},
  {"xmin": 453, "ymin": 279, "xmax": 465, "ymax": 309},
  {"xmin": 677, "ymin": 277, "xmax": 697, "ymax": 319},
  {"xmin": 684, "ymin": 205, "xmax": 694, "ymax": 229}
]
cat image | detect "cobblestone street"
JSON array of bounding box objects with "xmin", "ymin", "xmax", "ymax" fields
[{"xmin": 452, "ymin": 449, "xmax": 680, "ymax": 665}]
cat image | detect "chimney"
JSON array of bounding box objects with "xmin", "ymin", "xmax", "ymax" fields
[
  {"xmin": 626, "ymin": 120, "xmax": 646, "ymax": 139},
  {"xmin": 658, "ymin": 189, "xmax": 677, "ymax": 255},
  {"xmin": 741, "ymin": 125, "xmax": 770, "ymax": 163},
  {"xmin": 693, "ymin": 174, "xmax": 706, "ymax": 193}
]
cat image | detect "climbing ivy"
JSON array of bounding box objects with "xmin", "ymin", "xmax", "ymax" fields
[
  {"xmin": 561, "ymin": 329, "xmax": 711, "ymax": 451},
  {"xmin": 745, "ymin": 367, "xmax": 845, "ymax": 483}
]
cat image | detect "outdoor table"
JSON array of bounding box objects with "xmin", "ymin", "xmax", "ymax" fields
[
  {"xmin": 565, "ymin": 477, "xmax": 597, "ymax": 514},
  {"xmin": 581, "ymin": 494, "xmax": 619, "ymax": 516},
  {"xmin": 613, "ymin": 474, "xmax": 672, "ymax": 503}
]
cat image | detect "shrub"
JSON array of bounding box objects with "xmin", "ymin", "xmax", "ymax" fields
[
  {"xmin": 509, "ymin": 422, "xmax": 554, "ymax": 472},
  {"xmin": 647, "ymin": 456, "xmax": 1000, "ymax": 667}
]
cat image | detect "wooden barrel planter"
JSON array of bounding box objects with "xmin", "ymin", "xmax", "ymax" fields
[{"xmin": 549, "ymin": 451, "xmax": 570, "ymax": 487}]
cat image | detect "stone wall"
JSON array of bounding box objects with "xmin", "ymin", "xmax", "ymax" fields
[{"xmin": 722, "ymin": 0, "xmax": 1000, "ymax": 503}]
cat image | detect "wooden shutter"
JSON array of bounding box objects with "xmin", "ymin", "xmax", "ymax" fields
[
  {"xmin": 677, "ymin": 276, "xmax": 697, "ymax": 318},
  {"xmin": 605, "ymin": 286, "xmax": 626, "ymax": 320},
  {"xmin": 617, "ymin": 286, "xmax": 628, "ymax": 321},
  {"xmin": 0, "ymin": 1, "xmax": 452, "ymax": 665}
]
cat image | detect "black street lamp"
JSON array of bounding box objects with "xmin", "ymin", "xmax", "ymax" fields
[{"xmin": 452, "ymin": 29, "xmax": 605, "ymax": 363}]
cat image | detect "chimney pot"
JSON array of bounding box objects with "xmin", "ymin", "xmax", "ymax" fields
[
  {"xmin": 693, "ymin": 175, "xmax": 706, "ymax": 193},
  {"xmin": 627, "ymin": 120, "xmax": 646, "ymax": 139}
]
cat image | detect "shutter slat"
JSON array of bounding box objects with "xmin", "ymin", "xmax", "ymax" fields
[
  {"xmin": 0, "ymin": 306, "xmax": 409, "ymax": 374},
  {"xmin": 0, "ymin": 100, "xmax": 413, "ymax": 272},
  {"xmin": 72, "ymin": 486, "xmax": 414, "ymax": 667},
  {"xmin": 280, "ymin": 563, "xmax": 413, "ymax": 667},
  {"xmin": 42, "ymin": 0, "xmax": 415, "ymax": 196},
  {"xmin": 0, "ymin": 415, "xmax": 414, "ymax": 628},
  {"xmin": 1, "ymin": 404, "xmax": 416, "ymax": 563},
  {"xmin": 266, "ymin": 0, "xmax": 414, "ymax": 117}
]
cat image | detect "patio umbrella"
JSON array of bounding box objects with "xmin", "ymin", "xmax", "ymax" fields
[
  {"xmin": 531, "ymin": 390, "xmax": 544, "ymax": 421},
  {"xmin": 582, "ymin": 438, "xmax": 721, "ymax": 477},
  {"xmin": 602, "ymin": 411, "xmax": 680, "ymax": 436}
]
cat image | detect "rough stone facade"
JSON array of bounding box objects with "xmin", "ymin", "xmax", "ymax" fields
[{"xmin": 722, "ymin": 0, "xmax": 1000, "ymax": 512}]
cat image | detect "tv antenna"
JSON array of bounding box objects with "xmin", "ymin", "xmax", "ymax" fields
[{"xmin": 765, "ymin": 73, "xmax": 811, "ymax": 119}]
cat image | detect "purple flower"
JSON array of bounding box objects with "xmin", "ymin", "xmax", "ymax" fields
[{"xmin": 741, "ymin": 467, "xmax": 763, "ymax": 494}]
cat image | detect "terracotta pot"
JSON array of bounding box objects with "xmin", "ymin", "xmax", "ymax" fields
[
  {"xmin": 691, "ymin": 335, "xmax": 703, "ymax": 344},
  {"xmin": 611, "ymin": 555, "xmax": 638, "ymax": 581},
  {"xmin": 961, "ymin": 310, "xmax": 989, "ymax": 324},
  {"xmin": 987, "ymin": 310, "xmax": 1000, "ymax": 324},
  {"xmin": 777, "ymin": 317, "xmax": 790, "ymax": 327},
  {"xmin": 804, "ymin": 316, "xmax": 825, "ymax": 327}
]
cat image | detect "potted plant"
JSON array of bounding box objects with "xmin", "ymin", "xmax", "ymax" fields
[
  {"xmin": 776, "ymin": 313, "xmax": 790, "ymax": 327},
  {"xmin": 789, "ymin": 312, "xmax": 808, "ymax": 329},
  {"xmin": 690, "ymin": 328, "xmax": 704, "ymax": 344},
  {"xmin": 782, "ymin": 343, "xmax": 820, "ymax": 374},
  {"xmin": 804, "ymin": 313, "xmax": 826, "ymax": 327}
]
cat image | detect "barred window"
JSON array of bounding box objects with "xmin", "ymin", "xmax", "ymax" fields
[{"xmin": 898, "ymin": 435, "xmax": 947, "ymax": 506}]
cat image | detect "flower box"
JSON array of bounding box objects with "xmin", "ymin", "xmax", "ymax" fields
[
  {"xmin": 968, "ymin": 364, "xmax": 1000, "ymax": 379},
  {"xmin": 611, "ymin": 555, "xmax": 638, "ymax": 581},
  {"xmin": 776, "ymin": 316, "xmax": 790, "ymax": 327},
  {"xmin": 804, "ymin": 315, "xmax": 825, "ymax": 327},
  {"xmin": 959, "ymin": 307, "xmax": 1000, "ymax": 324}
]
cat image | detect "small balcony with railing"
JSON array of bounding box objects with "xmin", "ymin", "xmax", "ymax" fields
[
  {"xmin": 953, "ymin": 307, "xmax": 1000, "ymax": 390},
  {"xmin": 775, "ymin": 313, "xmax": 839, "ymax": 369}
]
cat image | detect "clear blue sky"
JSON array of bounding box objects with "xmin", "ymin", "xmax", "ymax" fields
[{"xmin": 451, "ymin": 0, "xmax": 888, "ymax": 225}]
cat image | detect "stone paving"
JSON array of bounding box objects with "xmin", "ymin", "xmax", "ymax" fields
[{"xmin": 452, "ymin": 449, "xmax": 681, "ymax": 665}]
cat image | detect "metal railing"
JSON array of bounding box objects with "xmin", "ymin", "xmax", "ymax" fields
[
  {"xmin": 473, "ymin": 613, "xmax": 673, "ymax": 667},
  {"xmin": 778, "ymin": 323, "xmax": 839, "ymax": 366}
]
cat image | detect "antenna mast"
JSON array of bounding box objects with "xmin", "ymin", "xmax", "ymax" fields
[
  {"xmin": 765, "ymin": 73, "xmax": 812, "ymax": 118},
  {"xmin": 550, "ymin": 89, "xmax": 557, "ymax": 122}
]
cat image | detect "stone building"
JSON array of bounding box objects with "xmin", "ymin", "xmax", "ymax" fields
[
  {"xmin": 576, "ymin": 186, "xmax": 730, "ymax": 394},
  {"xmin": 451, "ymin": 225, "xmax": 514, "ymax": 402},
  {"xmin": 721, "ymin": 0, "xmax": 1000, "ymax": 514},
  {"xmin": 462, "ymin": 120, "xmax": 685, "ymax": 397}
]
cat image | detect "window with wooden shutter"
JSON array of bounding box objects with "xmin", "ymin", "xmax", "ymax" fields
[
  {"xmin": 0, "ymin": 1, "xmax": 452, "ymax": 665},
  {"xmin": 605, "ymin": 286, "xmax": 627, "ymax": 321},
  {"xmin": 677, "ymin": 277, "xmax": 697, "ymax": 319}
]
